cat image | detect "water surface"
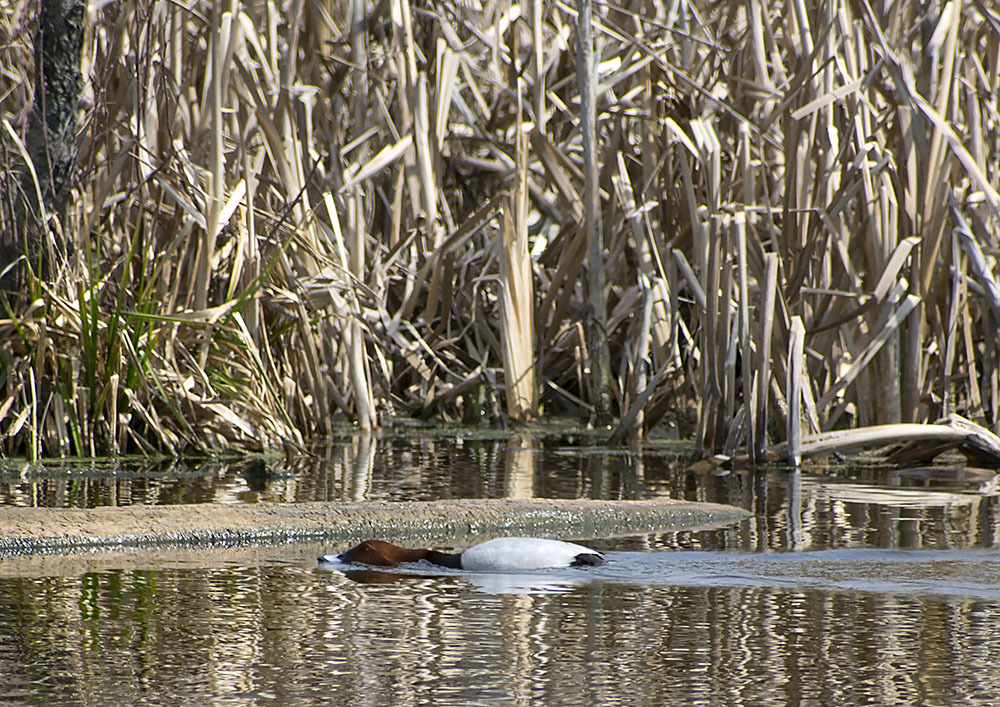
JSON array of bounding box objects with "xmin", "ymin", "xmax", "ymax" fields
[{"xmin": 2, "ymin": 431, "xmax": 999, "ymax": 705}]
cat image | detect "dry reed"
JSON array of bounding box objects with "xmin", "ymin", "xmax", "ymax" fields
[{"xmin": 0, "ymin": 0, "xmax": 997, "ymax": 459}]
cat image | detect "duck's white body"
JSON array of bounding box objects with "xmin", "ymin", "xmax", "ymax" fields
[
  {"xmin": 321, "ymin": 536, "xmax": 605, "ymax": 571},
  {"xmin": 458, "ymin": 537, "xmax": 603, "ymax": 571}
]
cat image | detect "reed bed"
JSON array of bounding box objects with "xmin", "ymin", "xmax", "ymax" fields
[{"xmin": 0, "ymin": 0, "xmax": 998, "ymax": 459}]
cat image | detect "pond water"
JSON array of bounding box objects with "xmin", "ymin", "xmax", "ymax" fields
[{"xmin": 2, "ymin": 428, "xmax": 1000, "ymax": 705}]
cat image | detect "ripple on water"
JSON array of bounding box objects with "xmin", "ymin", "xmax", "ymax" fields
[{"xmin": 320, "ymin": 547, "xmax": 1000, "ymax": 601}]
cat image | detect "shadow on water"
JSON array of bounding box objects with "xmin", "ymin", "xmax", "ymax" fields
[{"xmin": 3, "ymin": 426, "xmax": 1000, "ymax": 705}]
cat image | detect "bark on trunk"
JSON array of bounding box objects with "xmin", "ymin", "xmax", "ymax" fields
[{"xmin": 1, "ymin": 0, "xmax": 85, "ymax": 296}]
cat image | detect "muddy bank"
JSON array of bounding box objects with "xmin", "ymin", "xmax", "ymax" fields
[{"xmin": 0, "ymin": 498, "xmax": 749, "ymax": 570}]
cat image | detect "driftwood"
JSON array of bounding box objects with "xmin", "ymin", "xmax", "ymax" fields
[{"xmin": 768, "ymin": 414, "xmax": 1000, "ymax": 466}]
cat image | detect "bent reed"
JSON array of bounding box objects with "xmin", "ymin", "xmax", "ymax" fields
[{"xmin": 1, "ymin": 1, "xmax": 998, "ymax": 458}]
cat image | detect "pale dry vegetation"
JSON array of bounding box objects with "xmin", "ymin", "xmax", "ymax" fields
[{"xmin": 0, "ymin": 0, "xmax": 998, "ymax": 459}]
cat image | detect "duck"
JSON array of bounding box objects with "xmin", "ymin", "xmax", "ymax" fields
[{"xmin": 319, "ymin": 537, "xmax": 605, "ymax": 571}]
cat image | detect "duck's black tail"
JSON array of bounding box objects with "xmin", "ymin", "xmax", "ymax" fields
[{"xmin": 571, "ymin": 552, "xmax": 606, "ymax": 567}]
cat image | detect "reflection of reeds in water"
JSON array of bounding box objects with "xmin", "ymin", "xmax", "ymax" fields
[
  {"xmin": 0, "ymin": 1, "xmax": 998, "ymax": 457},
  {"xmin": 6, "ymin": 553, "xmax": 1000, "ymax": 705}
]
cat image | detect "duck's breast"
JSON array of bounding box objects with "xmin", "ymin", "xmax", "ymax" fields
[{"xmin": 460, "ymin": 537, "xmax": 602, "ymax": 571}]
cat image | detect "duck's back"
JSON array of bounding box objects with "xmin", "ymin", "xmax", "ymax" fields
[{"xmin": 460, "ymin": 537, "xmax": 604, "ymax": 571}]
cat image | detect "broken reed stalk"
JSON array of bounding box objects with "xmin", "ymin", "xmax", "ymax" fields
[
  {"xmin": 787, "ymin": 316, "xmax": 805, "ymax": 468},
  {"xmin": 634, "ymin": 273, "xmax": 655, "ymax": 438},
  {"xmin": 499, "ymin": 118, "xmax": 537, "ymax": 421},
  {"xmin": 735, "ymin": 212, "xmax": 754, "ymax": 456},
  {"xmin": 701, "ymin": 215, "xmax": 725, "ymax": 451},
  {"xmin": 496, "ymin": 26, "xmax": 536, "ymax": 422},
  {"xmin": 0, "ymin": 1, "xmax": 998, "ymax": 458},
  {"xmin": 754, "ymin": 254, "xmax": 779, "ymax": 463}
]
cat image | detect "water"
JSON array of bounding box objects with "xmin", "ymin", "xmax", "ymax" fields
[{"xmin": 2, "ymin": 430, "xmax": 1000, "ymax": 705}]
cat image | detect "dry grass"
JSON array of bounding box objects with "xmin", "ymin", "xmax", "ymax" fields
[{"xmin": 0, "ymin": 0, "xmax": 998, "ymax": 458}]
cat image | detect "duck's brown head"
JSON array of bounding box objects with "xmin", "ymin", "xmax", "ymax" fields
[{"xmin": 337, "ymin": 540, "xmax": 428, "ymax": 567}]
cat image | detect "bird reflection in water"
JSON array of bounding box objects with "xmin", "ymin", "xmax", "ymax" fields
[{"xmin": 341, "ymin": 568, "xmax": 434, "ymax": 584}]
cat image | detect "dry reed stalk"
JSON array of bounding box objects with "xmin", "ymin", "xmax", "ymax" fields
[
  {"xmin": 498, "ymin": 111, "xmax": 536, "ymax": 420},
  {"xmin": 735, "ymin": 212, "xmax": 754, "ymax": 455},
  {"xmin": 754, "ymin": 254, "xmax": 779, "ymax": 462},
  {"xmin": 787, "ymin": 316, "xmax": 806, "ymax": 467},
  {"xmin": 531, "ymin": 0, "xmax": 545, "ymax": 133},
  {"xmin": 700, "ymin": 215, "xmax": 723, "ymax": 451},
  {"xmin": 613, "ymin": 151, "xmax": 672, "ymax": 377},
  {"xmin": 347, "ymin": 0, "xmax": 375, "ymax": 432},
  {"xmin": 633, "ymin": 272, "xmax": 654, "ymax": 435},
  {"xmin": 720, "ymin": 221, "xmax": 736, "ymax": 427},
  {"xmin": 576, "ymin": 0, "xmax": 612, "ymax": 425}
]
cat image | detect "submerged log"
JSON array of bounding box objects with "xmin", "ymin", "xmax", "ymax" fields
[
  {"xmin": 0, "ymin": 497, "xmax": 750, "ymax": 558},
  {"xmin": 768, "ymin": 414, "xmax": 1000, "ymax": 466}
]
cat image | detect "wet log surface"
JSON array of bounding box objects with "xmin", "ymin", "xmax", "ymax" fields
[{"xmin": 0, "ymin": 498, "xmax": 750, "ymax": 560}]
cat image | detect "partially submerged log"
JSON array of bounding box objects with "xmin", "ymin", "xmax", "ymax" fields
[
  {"xmin": 768, "ymin": 414, "xmax": 1000, "ymax": 466},
  {"xmin": 0, "ymin": 497, "xmax": 750, "ymax": 558}
]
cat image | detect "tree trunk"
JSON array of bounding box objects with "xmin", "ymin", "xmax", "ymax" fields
[{"xmin": 1, "ymin": 0, "xmax": 85, "ymax": 296}]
